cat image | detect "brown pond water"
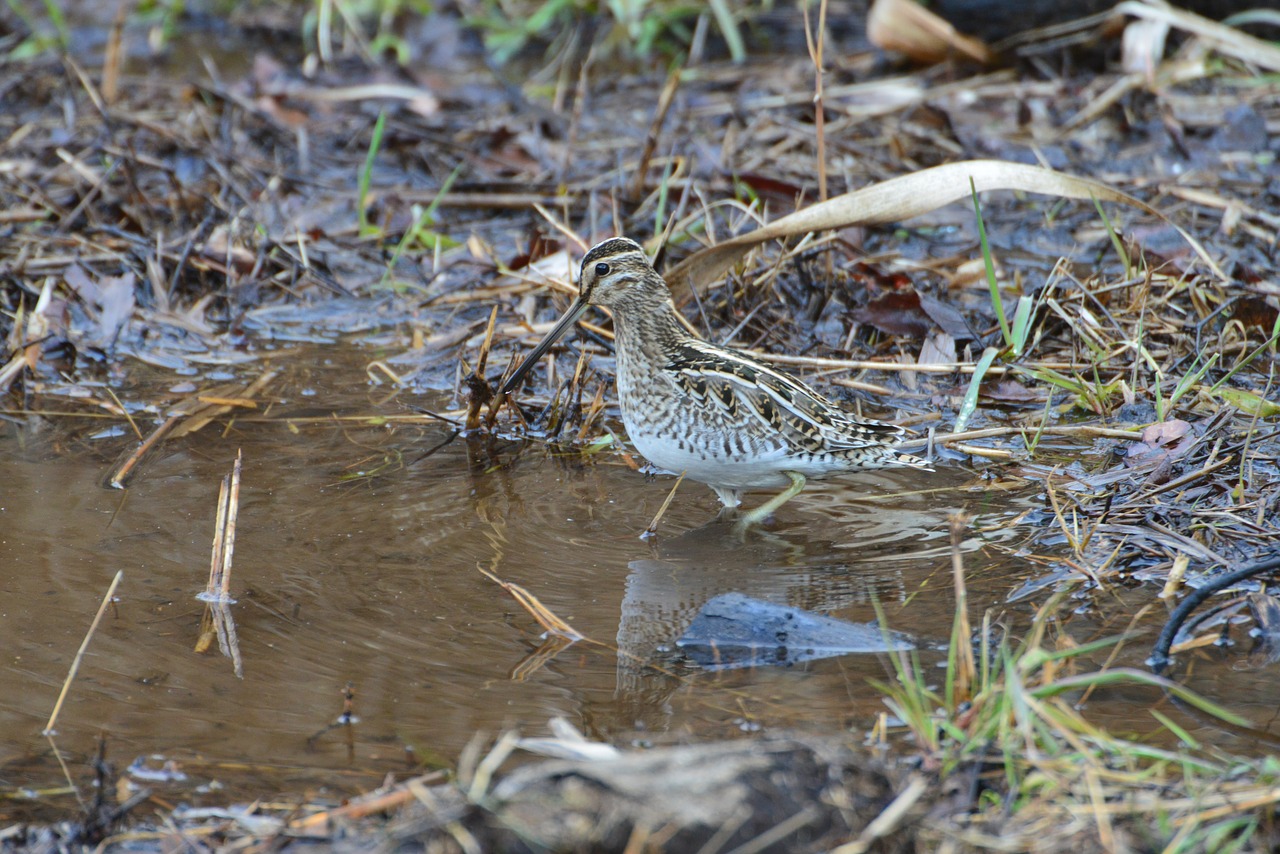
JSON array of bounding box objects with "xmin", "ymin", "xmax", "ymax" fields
[{"xmin": 0, "ymin": 344, "xmax": 1274, "ymax": 818}]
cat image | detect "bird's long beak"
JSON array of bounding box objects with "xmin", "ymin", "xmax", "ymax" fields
[{"xmin": 501, "ymin": 297, "xmax": 590, "ymax": 394}]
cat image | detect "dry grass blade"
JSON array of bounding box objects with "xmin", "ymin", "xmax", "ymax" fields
[
  {"xmin": 642, "ymin": 472, "xmax": 686, "ymax": 538},
  {"xmin": 197, "ymin": 452, "xmax": 245, "ymax": 676},
  {"xmin": 106, "ymin": 414, "xmax": 182, "ymax": 489},
  {"xmin": 44, "ymin": 570, "xmax": 123, "ymax": 735},
  {"xmin": 831, "ymin": 774, "xmax": 929, "ymax": 854},
  {"xmin": 478, "ymin": 568, "xmax": 585, "ymax": 641},
  {"xmin": 170, "ymin": 369, "xmax": 279, "ymax": 439},
  {"xmin": 207, "ymin": 450, "xmax": 242, "ymax": 602},
  {"xmin": 101, "ymin": 4, "xmax": 125, "ymax": 105},
  {"xmin": 0, "ymin": 299, "xmax": 40, "ymax": 393},
  {"xmin": 665, "ymin": 159, "xmax": 1225, "ymax": 301},
  {"xmin": 948, "ymin": 514, "xmax": 975, "ymax": 703},
  {"xmin": 631, "ymin": 63, "xmax": 683, "ymax": 200}
]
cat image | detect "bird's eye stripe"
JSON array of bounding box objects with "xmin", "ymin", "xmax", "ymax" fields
[{"xmin": 595, "ymin": 262, "xmax": 610, "ymax": 276}]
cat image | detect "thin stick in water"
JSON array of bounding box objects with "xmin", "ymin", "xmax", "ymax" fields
[
  {"xmin": 44, "ymin": 570, "xmax": 123, "ymax": 735},
  {"xmin": 643, "ymin": 472, "xmax": 686, "ymax": 539}
]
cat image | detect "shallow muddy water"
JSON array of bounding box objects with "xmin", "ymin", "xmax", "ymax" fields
[{"xmin": 0, "ymin": 345, "xmax": 1273, "ymax": 816}]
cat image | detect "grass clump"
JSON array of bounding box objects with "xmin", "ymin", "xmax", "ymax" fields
[{"xmin": 871, "ymin": 517, "xmax": 1276, "ymax": 850}]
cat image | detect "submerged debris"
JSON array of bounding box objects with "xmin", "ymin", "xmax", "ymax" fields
[{"xmin": 676, "ymin": 592, "xmax": 914, "ymax": 669}]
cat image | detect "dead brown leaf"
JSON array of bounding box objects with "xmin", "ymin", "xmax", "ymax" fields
[
  {"xmin": 1125, "ymin": 418, "xmax": 1197, "ymax": 465},
  {"xmin": 64, "ymin": 265, "xmax": 136, "ymax": 351},
  {"xmin": 916, "ymin": 291, "xmax": 976, "ymax": 341},
  {"xmin": 851, "ymin": 291, "xmax": 931, "ymax": 338},
  {"xmin": 981, "ymin": 380, "xmax": 1041, "ymax": 403}
]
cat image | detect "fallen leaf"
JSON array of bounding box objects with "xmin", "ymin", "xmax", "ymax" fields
[
  {"xmin": 917, "ymin": 331, "xmax": 956, "ymax": 365},
  {"xmin": 1126, "ymin": 418, "xmax": 1197, "ymax": 465},
  {"xmin": 981, "ymin": 380, "xmax": 1041, "ymax": 402},
  {"xmin": 851, "ymin": 290, "xmax": 931, "ymax": 338},
  {"xmin": 917, "ymin": 291, "xmax": 977, "ymax": 341},
  {"xmin": 1230, "ymin": 297, "xmax": 1279, "ymax": 331},
  {"xmin": 1144, "ymin": 420, "xmax": 1192, "ymax": 444},
  {"xmin": 867, "ymin": 0, "xmax": 993, "ymax": 65},
  {"xmin": 64, "ymin": 265, "xmax": 135, "ymax": 350},
  {"xmin": 737, "ymin": 173, "xmax": 804, "ymax": 203}
]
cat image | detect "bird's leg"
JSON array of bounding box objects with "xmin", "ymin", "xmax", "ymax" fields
[
  {"xmin": 710, "ymin": 485, "xmax": 743, "ymax": 508},
  {"xmin": 736, "ymin": 471, "xmax": 806, "ymax": 528}
]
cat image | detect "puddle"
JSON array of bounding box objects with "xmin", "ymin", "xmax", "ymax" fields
[{"xmin": 0, "ymin": 344, "xmax": 1269, "ymax": 817}]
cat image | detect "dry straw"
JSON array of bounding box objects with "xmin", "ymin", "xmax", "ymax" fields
[{"xmin": 44, "ymin": 570, "xmax": 123, "ymax": 735}]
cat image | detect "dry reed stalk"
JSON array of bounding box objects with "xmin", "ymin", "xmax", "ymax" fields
[
  {"xmin": 642, "ymin": 472, "xmax": 687, "ymax": 539},
  {"xmin": 935, "ymin": 425, "xmax": 1143, "ymax": 442},
  {"xmin": 948, "ymin": 513, "xmax": 975, "ymax": 703},
  {"xmin": 44, "ymin": 570, "xmax": 123, "ymax": 735},
  {"xmin": 101, "ymin": 386, "xmax": 142, "ymax": 441},
  {"xmin": 575, "ymin": 383, "xmax": 607, "ymax": 441},
  {"xmin": 631, "ymin": 63, "xmax": 683, "ymax": 200},
  {"xmin": 752, "ymin": 351, "xmax": 1015, "ymax": 374},
  {"xmin": 478, "ymin": 568, "xmax": 584, "ymax": 641},
  {"xmin": 829, "ymin": 377, "xmax": 898, "ymax": 396},
  {"xmin": 465, "ymin": 307, "xmax": 499, "ymax": 431},
  {"xmin": 466, "ymin": 730, "xmax": 520, "ymax": 801},
  {"xmin": 101, "ymin": 5, "xmax": 125, "ymax": 105},
  {"xmin": 949, "ymin": 444, "xmax": 1013, "ymax": 460},
  {"xmin": 1159, "ymin": 554, "xmax": 1190, "ymax": 600},
  {"xmin": 803, "ymin": 0, "xmax": 830, "ymax": 209},
  {"xmin": 288, "ymin": 770, "xmax": 448, "ymax": 831},
  {"xmin": 197, "ymin": 453, "xmax": 245, "ymax": 675},
  {"xmin": 476, "ymin": 305, "xmax": 498, "ymax": 377},
  {"xmin": 203, "ymin": 450, "xmax": 242, "ymax": 601},
  {"xmin": 108, "ymin": 414, "xmax": 181, "ymax": 488}
]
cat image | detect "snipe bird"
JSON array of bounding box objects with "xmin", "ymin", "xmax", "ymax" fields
[{"xmin": 502, "ymin": 237, "xmax": 932, "ymax": 525}]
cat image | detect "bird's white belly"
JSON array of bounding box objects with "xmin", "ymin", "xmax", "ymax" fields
[
  {"xmin": 629, "ymin": 429, "xmax": 802, "ymax": 491},
  {"xmin": 617, "ymin": 363, "xmax": 850, "ymax": 493}
]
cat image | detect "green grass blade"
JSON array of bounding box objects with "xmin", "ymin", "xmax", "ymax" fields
[
  {"xmin": 971, "ymin": 178, "xmax": 1010, "ymax": 348},
  {"xmin": 952, "ymin": 346, "xmax": 999, "ymax": 434},
  {"xmin": 1091, "ymin": 192, "xmax": 1131, "ymax": 276},
  {"xmin": 359, "ymin": 110, "xmax": 388, "ymax": 237},
  {"xmin": 1030, "ymin": 668, "xmax": 1250, "ymax": 727},
  {"xmin": 1151, "ymin": 709, "xmax": 1201, "ymax": 750},
  {"xmin": 1167, "ymin": 352, "xmax": 1219, "ymax": 413},
  {"xmin": 1010, "ymin": 294, "xmax": 1034, "ymax": 358},
  {"xmin": 707, "ymin": 0, "xmax": 745, "ymax": 62}
]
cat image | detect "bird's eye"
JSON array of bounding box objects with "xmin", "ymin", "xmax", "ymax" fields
[{"xmin": 594, "ymin": 262, "xmax": 610, "ymax": 276}]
